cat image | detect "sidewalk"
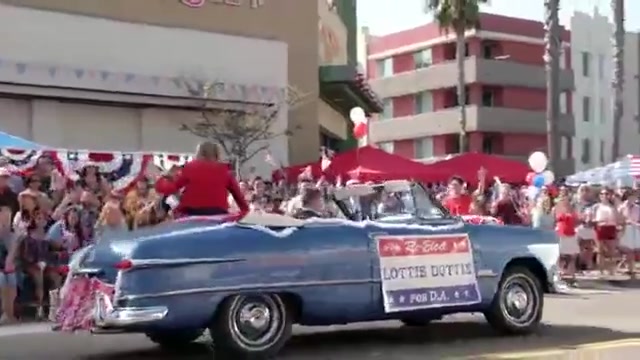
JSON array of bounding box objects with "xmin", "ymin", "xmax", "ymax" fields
[
  {"xmin": 568, "ymin": 272, "xmax": 640, "ymax": 291},
  {"xmin": 0, "ymin": 322, "xmax": 51, "ymax": 338}
]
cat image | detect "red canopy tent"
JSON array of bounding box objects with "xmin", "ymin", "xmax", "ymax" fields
[
  {"xmin": 274, "ymin": 146, "xmax": 445, "ymax": 183},
  {"xmin": 421, "ymin": 153, "xmax": 530, "ymax": 184}
]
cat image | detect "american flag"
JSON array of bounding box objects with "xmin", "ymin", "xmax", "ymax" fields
[{"xmin": 630, "ymin": 155, "xmax": 640, "ymax": 178}]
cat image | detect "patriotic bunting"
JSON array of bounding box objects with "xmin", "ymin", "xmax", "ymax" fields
[{"xmin": 0, "ymin": 148, "xmax": 194, "ymax": 192}]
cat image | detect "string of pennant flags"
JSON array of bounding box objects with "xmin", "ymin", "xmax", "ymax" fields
[{"xmin": 0, "ymin": 57, "xmax": 285, "ymax": 104}]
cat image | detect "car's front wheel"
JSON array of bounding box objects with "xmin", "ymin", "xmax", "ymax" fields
[
  {"xmin": 211, "ymin": 293, "xmax": 292, "ymax": 359},
  {"xmin": 484, "ymin": 266, "xmax": 544, "ymax": 335},
  {"xmin": 146, "ymin": 328, "xmax": 204, "ymax": 349}
]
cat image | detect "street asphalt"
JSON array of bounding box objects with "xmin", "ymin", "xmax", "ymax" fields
[{"xmin": 1, "ymin": 282, "xmax": 639, "ymax": 359}]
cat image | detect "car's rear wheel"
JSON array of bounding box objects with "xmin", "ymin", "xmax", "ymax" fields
[
  {"xmin": 484, "ymin": 266, "xmax": 543, "ymax": 335},
  {"xmin": 211, "ymin": 293, "xmax": 292, "ymax": 359},
  {"xmin": 146, "ymin": 328, "xmax": 204, "ymax": 348}
]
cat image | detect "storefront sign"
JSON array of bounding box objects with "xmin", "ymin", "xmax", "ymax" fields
[
  {"xmin": 180, "ymin": 0, "xmax": 264, "ymax": 8},
  {"xmin": 318, "ymin": 0, "xmax": 347, "ymax": 65}
]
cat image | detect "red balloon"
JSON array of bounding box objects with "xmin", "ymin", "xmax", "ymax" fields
[
  {"xmin": 525, "ymin": 172, "xmax": 535, "ymax": 184},
  {"xmin": 353, "ymin": 122, "xmax": 368, "ymax": 139}
]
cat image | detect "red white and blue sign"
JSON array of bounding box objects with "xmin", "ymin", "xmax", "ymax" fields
[{"xmin": 377, "ymin": 234, "xmax": 481, "ymax": 312}]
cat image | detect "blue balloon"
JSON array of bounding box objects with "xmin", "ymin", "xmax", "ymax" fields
[{"xmin": 532, "ymin": 174, "xmax": 545, "ymax": 188}]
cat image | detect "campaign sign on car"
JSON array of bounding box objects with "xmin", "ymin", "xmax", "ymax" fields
[{"xmin": 376, "ymin": 234, "xmax": 481, "ymax": 312}]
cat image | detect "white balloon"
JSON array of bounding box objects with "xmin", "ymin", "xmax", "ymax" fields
[
  {"xmin": 528, "ymin": 151, "xmax": 548, "ymax": 173},
  {"xmin": 542, "ymin": 170, "xmax": 555, "ymax": 185},
  {"xmin": 349, "ymin": 107, "xmax": 366, "ymax": 123}
]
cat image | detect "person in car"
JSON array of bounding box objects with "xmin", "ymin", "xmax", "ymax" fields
[{"xmin": 292, "ymin": 188, "xmax": 324, "ymax": 220}]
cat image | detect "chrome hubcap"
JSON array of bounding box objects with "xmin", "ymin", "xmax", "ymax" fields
[
  {"xmin": 229, "ymin": 295, "xmax": 283, "ymax": 350},
  {"xmin": 237, "ymin": 303, "xmax": 271, "ymax": 338},
  {"xmin": 500, "ymin": 276, "xmax": 537, "ymax": 325}
]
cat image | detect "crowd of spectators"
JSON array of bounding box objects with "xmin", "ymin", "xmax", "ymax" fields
[{"xmin": 1, "ymin": 149, "xmax": 638, "ymax": 325}]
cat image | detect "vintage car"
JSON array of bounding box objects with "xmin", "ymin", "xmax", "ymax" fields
[{"xmin": 56, "ymin": 180, "xmax": 560, "ymax": 359}]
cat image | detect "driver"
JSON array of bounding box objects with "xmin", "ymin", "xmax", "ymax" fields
[
  {"xmin": 377, "ymin": 192, "xmax": 403, "ymax": 215},
  {"xmin": 442, "ymin": 176, "xmax": 472, "ymax": 216},
  {"xmin": 292, "ymin": 188, "xmax": 324, "ymax": 220}
]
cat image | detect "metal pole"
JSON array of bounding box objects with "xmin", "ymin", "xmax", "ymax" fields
[{"xmin": 544, "ymin": 0, "xmax": 561, "ymax": 175}]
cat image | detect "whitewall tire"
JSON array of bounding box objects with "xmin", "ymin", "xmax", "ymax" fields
[
  {"xmin": 484, "ymin": 266, "xmax": 544, "ymax": 335},
  {"xmin": 211, "ymin": 293, "xmax": 292, "ymax": 359}
]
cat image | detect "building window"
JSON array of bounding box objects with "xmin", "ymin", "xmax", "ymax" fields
[
  {"xmin": 414, "ymin": 48, "xmax": 432, "ymax": 69},
  {"xmin": 453, "ymin": 87, "xmax": 470, "ymax": 106},
  {"xmin": 561, "ymin": 136, "xmax": 570, "ymax": 159},
  {"xmin": 559, "ymin": 49, "xmax": 566, "ymax": 70},
  {"xmin": 481, "ymin": 88, "xmax": 494, "ymax": 106},
  {"xmin": 378, "ymin": 141, "xmax": 394, "ymax": 153},
  {"xmin": 581, "ymin": 52, "xmax": 591, "ymax": 77},
  {"xmin": 414, "ymin": 91, "xmax": 433, "ymax": 113},
  {"xmin": 581, "ymin": 138, "xmax": 591, "ymax": 164},
  {"xmin": 482, "ymin": 135, "xmax": 495, "ymax": 154},
  {"xmin": 381, "ymin": 98, "xmax": 393, "ymax": 119},
  {"xmin": 377, "ymin": 58, "xmax": 392, "ymax": 77},
  {"xmin": 599, "ymin": 97, "xmax": 606, "ymax": 123},
  {"xmin": 582, "ymin": 96, "xmax": 591, "ymax": 122},
  {"xmin": 482, "ymin": 44, "xmax": 493, "ymax": 59},
  {"xmin": 598, "ymin": 54, "xmax": 605, "ymax": 79},
  {"xmin": 414, "ymin": 137, "xmax": 433, "ymax": 159},
  {"xmin": 451, "ymin": 135, "xmax": 461, "ymax": 154},
  {"xmin": 600, "ymin": 139, "xmax": 605, "ymax": 163},
  {"xmin": 560, "ymin": 92, "xmax": 566, "ymax": 114}
]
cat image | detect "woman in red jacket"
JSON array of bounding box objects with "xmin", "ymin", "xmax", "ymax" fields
[{"xmin": 155, "ymin": 141, "xmax": 249, "ymax": 217}]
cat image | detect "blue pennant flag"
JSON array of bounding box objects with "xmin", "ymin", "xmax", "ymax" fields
[
  {"xmin": 74, "ymin": 69, "xmax": 84, "ymax": 79},
  {"xmin": 48, "ymin": 67, "xmax": 57, "ymax": 78},
  {"xmin": 125, "ymin": 73, "xmax": 135, "ymax": 83},
  {"xmin": 100, "ymin": 71, "xmax": 110, "ymax": 81}
]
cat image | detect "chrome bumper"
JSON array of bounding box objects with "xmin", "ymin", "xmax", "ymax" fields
[
  {"xmin": 547, "ymin": 264, "xmax": 562, "ymax": 293},
  {"xmin": 93, "ymin": 293, "xmax": 167, "ymax": 327}
]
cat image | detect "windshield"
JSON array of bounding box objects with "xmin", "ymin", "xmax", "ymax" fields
[{"xmin": 339, "ymin": 183, "xmax": 446, "ymax": 221}]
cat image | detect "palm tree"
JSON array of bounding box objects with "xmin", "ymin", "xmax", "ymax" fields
[
  {"xmin": 425, "ymin": 0, "xmax": 487, "ymax": 153},
  {"xmin": 543, "ymin": 0, "xmax": 561, "ymax": 175},
  {"xmin": 611, "ymin": 0, "xmax": 624, "ymax": 161}
]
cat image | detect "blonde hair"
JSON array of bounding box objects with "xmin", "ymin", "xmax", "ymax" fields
[
  {"xmin": 195, "ymin": 141, "xmax": 220, "ymax": 161},
  {"xmin": 97, "ymin": 202, "xmax": 123, "ymax": 227}
]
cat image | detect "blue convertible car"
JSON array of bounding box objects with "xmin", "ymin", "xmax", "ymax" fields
[{"xmin": 63, "ymin": 180, "xmax": 560, "ymax": 359}]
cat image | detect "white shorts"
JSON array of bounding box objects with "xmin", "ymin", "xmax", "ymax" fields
[
  {"xmin": 620, "ymin": 226, "xmax": 640, "ymax": 250},
  {"xmin": 576, "ymin": 225, "xmax": 595, "ymax": 240},
  {"xmin": 559, "ymin": 235, "xmax": 580, "ymax": 255}
]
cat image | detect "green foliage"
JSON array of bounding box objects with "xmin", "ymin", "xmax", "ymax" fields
[{"xmin": 425, "ymin": 0, "xmax": 488, "ymax": 34}]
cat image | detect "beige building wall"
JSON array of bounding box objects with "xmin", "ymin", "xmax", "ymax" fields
[{"xmin": 0, "ymin": 0, "xmax": 322, "ymax": 168}]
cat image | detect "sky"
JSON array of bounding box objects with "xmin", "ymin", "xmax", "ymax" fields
[{"xmin": 356, "ymin": 0, "xmax": 640, "ymax": 35}]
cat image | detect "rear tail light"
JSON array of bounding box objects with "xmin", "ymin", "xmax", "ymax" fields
[{"xmin": 114, "ymin": 259, "xmax": 133, "ymax": 270}]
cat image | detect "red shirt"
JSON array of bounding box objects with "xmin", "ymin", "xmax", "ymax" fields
[
  {"xmin": 443, "ymin": 194, "xmax": 472, "ymax": 216},
  {"xmin": 155, "ymin": 159, "xmax": 249, "ymax": 214},
  {"xmin": 555, "ymin": 212, "xmax": 577, "ymax": 236}
]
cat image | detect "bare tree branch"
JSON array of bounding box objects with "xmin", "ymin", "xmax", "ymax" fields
[{"xmin": 179, "ymin": 81, "xmax": 312, "ymax": 169}]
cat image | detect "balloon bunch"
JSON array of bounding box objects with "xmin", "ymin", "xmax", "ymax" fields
[
  {"xmin": 349, "ymin": 107, "xmax": 368, "ymax": 139},
  {"xmin": 526, "ymin": 151, "xmax": 554, "ymax": 200}
]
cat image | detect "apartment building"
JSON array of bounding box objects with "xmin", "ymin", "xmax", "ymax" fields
[
  {"xmin": 571, "ymin": 10, "xmax": 614, "ymax": 170},
  {"xmin": 365, "ymin": 13, "xmax": 575, "ymax": 172}
]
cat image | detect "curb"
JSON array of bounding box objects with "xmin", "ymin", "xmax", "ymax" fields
[{"xmin": 573, "ymin": 278, "xmax": 640, "ymax": 290}]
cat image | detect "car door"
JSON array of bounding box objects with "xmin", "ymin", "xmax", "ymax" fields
[{"xmin": 369, "ymin": 185, "xmax": 484, "ymax": 316}]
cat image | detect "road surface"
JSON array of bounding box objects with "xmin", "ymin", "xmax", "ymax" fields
[{"xmin": 1, "ymin": 286, "xmax": 639, "ymax": 359}]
